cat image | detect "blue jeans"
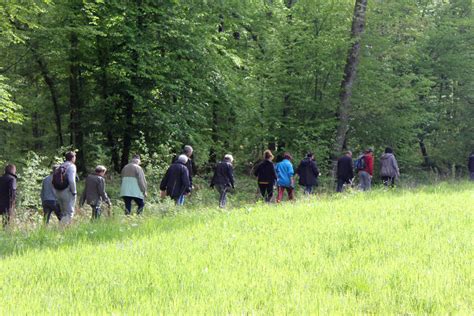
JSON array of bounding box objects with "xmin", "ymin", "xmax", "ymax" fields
[
  {"xmin": 359, "ymin": 171, "xmax": 371, "ymax": 191},
  {"xmin": 175, "ymin": 195, "xmax": 185, "ymax": 206}
]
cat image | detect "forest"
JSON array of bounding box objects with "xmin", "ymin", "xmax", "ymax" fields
[{"xmin": 1, "ymin": 0, "xmax": 473, "ymax": 177}]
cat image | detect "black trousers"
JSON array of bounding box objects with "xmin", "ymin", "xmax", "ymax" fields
[
  {"xmin": 43, "ymin": 200, "xmax": 61, "ymax": 224},
  {"xmin": 336, "ymin": 177, "xmax": 350, "ymax": 192},
  {"xmin": 382, "ymin": 176, "xmax": 395, "ymax": 187},
  {"xmin": 258, "ymin": 183, "xmax": 274, "ymax": 202},
  {"xmin": 123, "ymin": 196, "xmax": 145, "ymax": 215}
]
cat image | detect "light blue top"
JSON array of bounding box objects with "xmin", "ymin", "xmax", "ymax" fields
[
  {"xmin": 276, "ymin": 159, "xmax": 294, "ymax": 187},
  {"xmin": 120, "ymin": 177, "xmax": 145, "ymax": 199}
]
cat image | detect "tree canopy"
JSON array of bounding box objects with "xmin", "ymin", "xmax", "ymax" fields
[{"xmin": 0, "ymin": 0, "xmax": 472, "ymax": 175}]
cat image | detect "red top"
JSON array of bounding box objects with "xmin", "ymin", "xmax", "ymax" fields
[{"xmin": 362, "ymin": 153, "xmax": 374, "ymax": 176}]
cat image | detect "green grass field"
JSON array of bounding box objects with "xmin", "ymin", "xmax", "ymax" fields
[{"xmin": 0, "ymin": 183, "xmax": 473, "ymax": 314}]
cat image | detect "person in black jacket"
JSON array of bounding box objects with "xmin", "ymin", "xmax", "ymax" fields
[
  {"xmin": 253, "ymin": 150, "xmax": 277, "ymax": 202},
  {"xmin": 336, "ymin": 151, "xmax": 354, "ymax": 192},
  {"xmin": 172, "ymin": 145, "xmax": 196, "ymax": 189},
  {"xmin": 210, "ymin": 154, "xmax": 235, "ymax": 208},
  {"xmin": 296, "ymin": 152, "xmax": 320, "ymax": 195},
  {"xmin": 160, "ymin": 155, "xmax": 192, "ymax": 205},
  {"xmin": 469, "ymin": 151, "xmax": 474, "ymax": 181},
  {"xmin": 0, "ymin": 164, "xmax": 17, "ymax": 228}
]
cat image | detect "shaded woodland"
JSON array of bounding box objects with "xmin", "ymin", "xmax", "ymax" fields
[{"xmin": 1, "ymin": 0, "xmax": 472, "ymax": 176}]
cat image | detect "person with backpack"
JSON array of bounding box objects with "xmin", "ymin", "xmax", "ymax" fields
[
  {"xmin": 120, "ymin": 155, "xmax": 147, "ymax": 215},
  {"xmin": 160, "ymin": 155, "xmax": 192, "ymax": 205},
  {"xmin": 253, "ymin": 150, "xmax": 277, "ymax": 202},
  {"xmin": 296, "ymin": 152, "xmax": 320, "ymax": 195},
  {"xmin": 469, "ymin": 151, "xmax": 474, "ymax": 181},
  {"xmin": 80, "ymin": 165, "xmax": 111, "ymax": 220},
  {"xmin": 275, "ymin": 152, "xmax": 295, "ymax": 203},
  {"xmin": 0, "ymin": 164, "xmax": 17, "ymax": 228},
  {"xmin": 380, "ymin": 147, "xmax": 400, "ymax": 187},
  {"xmin": 41, "ymin": 165, "xmax": 61, "ymax": 224},
  {"xmin": 53, "ymin": 151, "xmax": 77, "ymax": 225},
  {"xmin": 356, "ymin": 148, "xmax": 374, "ymax": 191},
  {"xmin": 210, "ymin": 154, "xmax": 235, "ymax": 208},
  {"xmin": 336, "ymin": 151, "xmax": 354, "ymax": 192}
]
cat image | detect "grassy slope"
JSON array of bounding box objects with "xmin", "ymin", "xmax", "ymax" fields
[{"xmin": 0, "ymin": 183, "xmax": 473, "ymax": 314}]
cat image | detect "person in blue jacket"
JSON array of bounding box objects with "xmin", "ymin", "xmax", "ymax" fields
[{"xmin": 275, "ymin": 152, "xmax": 295, "ymax": 203}]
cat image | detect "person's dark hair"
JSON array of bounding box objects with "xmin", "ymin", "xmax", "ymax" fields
[
  {"xmin": 65, "ymin": 151, "xmax": 76, "ymax": 161},
  {"xmin": 306, "ymin": 152, "xmax": 314, "ymax": 158},
  {"xmin": 283, "ymin": 152, "xmax": 293, "ymax": 161},
  {"xmin": 385, "ymin": 147, "xmax": 393, "ymax": 154},
  {"xmin": 132, "ymin": 154, "xmax": 141, "ymax": 160},
  {"xmin": 5, "ymin": 164, "xmax": 16, "ymax": 175},
  {"xmin": 264, "ymin": 150, "xmax": 273, "ymax": 160}
]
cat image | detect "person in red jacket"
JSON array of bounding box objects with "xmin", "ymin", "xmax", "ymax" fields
[{"xmin": 359, "ymin": 148, "xmax": 374, "ymax": 191}]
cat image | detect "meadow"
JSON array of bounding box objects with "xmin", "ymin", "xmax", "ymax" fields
[{"xmin": 0, "ymin": 182, "xmax": 472, "ymax": 314}]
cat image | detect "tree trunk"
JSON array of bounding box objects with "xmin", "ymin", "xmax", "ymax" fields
[
  {"xmin": 69, "ymin": 31, "xmax": 86, "ymax": 173},
  {"xmin": 333, "ymin": 0, "xmax": 368, "ymax": 159},
  {"xmin": 120, "ymin": 0, "xmax": 143, "ymax": 169},
  {"xmin": 29, "ymin": 43, "xmax": 64, "ymax": 146},
  {"xmin": 96, "ymin": 36, "xmax": 121, "ymax": 172}
]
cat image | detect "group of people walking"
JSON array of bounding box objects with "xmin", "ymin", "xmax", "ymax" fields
[{"xmin": 0, "ymin": 146, "xmax": 473, "ymax": 228}]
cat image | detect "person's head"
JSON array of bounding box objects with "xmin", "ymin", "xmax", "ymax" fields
[
  {"xmin": 364, "ymin": 148, "xmax": 374, "ymax": 155},
  {"xmin": 4, "ymin": 164, "xmax": 16, "ymax": 175},
  {"xmin": 385, "ymin": 147, "xmax": 393, "ymax": 154},
  {"xmin": 306, "ymin": 152, "xmax": 314, "ymax": 159},
  {"xmin": 283, "ymin": 152, "xmax": 293, "ymax": 161},
  {"xmin": 183, "ymin": 145, "xmax": 193, "ymax": 158},
  {"xmin": 177, "ymin": 154, "xmax": 189, "ymax": 164},
  {"xmin": 65, "ymin": 151, "xmax": 76, "ymax": 163},
  {"xmin": 95, "ymin": 165, "xmax": 107, "ymax": 176},
  {"xmin": 345, "ymin": 151, "xmax": 352, "ymax": 158},
  {"xmin": 264, "ymin": 150, "xmax": 274, "ymax": 161},
  {"xmin": 131, "ymin": 154, "xmax": 141, "ymax": 165},
  {"xmin": 224, "ymin": 154, "xmax": 234, "ymax": 163}
]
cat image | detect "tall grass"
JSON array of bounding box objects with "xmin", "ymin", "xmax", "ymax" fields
[{"xmin": 0, "ymin": 182, "xmax": 472, "ymax": 314}]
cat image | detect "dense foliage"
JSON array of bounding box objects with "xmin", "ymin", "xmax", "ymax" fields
[{"xmin": 0, "ymin": 0, "xmax": 472, "ymax": 176}]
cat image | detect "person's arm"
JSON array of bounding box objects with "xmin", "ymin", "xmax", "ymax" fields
[
  {"xmin": 182, "ymin": 168, "xmax": 191, "ymax": 194},
  {"xmin": 98, "ymin": 178, "xmax": 110, "ymax": 205},
  {"xmin": 137, "ymin": 167, "xmax": 147, "ymax": 195},
  {"xmin": 288, "ymin": 163, "xmax": 295, "ymax": 186},
  {"xmin": 79, "ymin": 183, "xmax": 86, "ymax": 207},
  {"xmin": 228, "ymin": 165, "xmax": 235, "ymax": 188},
  {"xmin": 312, "ymin": 161, "xmax": 319, "ymax": 177},
  {"xmin": 295, "ymin": 163, "xmax": 301, "ymax": 177},
  {"xmin": 68, "ymin": 164, "xmax": 77, "ymax": 195},
  {"xmin": 10, "ymin": 177, "xmax": 17, "ymax": 206},
  {"xmin": 368, "ymin": 156, "xmax": 374, "ymax": 176},
  {"xmin": 349, "ymin": 159, "xmax": 354, "ymax": 180},
  {"xmin": 392, "ymin": 156, "xmax": 400, "ymax": 177},
  {"xmin": 160, "ymin": 168, "xmax": 170, "ymax": 192},
  {"xmin": 40, "ymin": 179, "xmax": 46, "ymax": 202},
  {"xmin": 272, "ymin": 164, "xmax": 278, "ymax": 184}
]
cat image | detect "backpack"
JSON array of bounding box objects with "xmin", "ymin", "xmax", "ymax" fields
[
  {"xmin": 354, "ymin": 155, "xmax": 366, "ymax": 171},
  {"xmin": 52, "ymin": 164, "xmax": 69, "ymax": 190}
]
